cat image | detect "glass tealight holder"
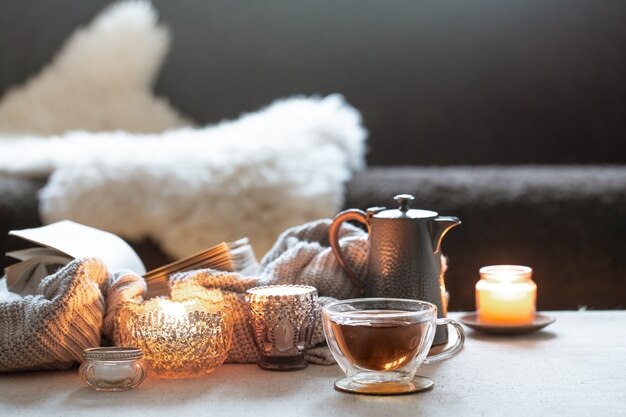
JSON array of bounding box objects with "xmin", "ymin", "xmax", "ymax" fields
[
  {"xmin": 245, "ymin": 285, "xmax": 318, "ymax": 371},
  {"xmin": 80, "ymin": 347, "xmax": 146, "ymax": 392},
  {"xmin": 118, "ymin": 296, "xmax": 233, "ymax": 378},
  {"xmin": 476, "ymin": 265, "xmax": 537, "ymax": 325}
]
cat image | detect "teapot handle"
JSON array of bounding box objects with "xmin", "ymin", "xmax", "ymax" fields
[{"xmin": 329, "ymin": 209, "xmax": 369, "ymax": 294}]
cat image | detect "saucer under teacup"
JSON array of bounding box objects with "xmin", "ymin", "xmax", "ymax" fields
[
  {"xmin": 334, "ymin": 376, "xmax": 434, "ymax": 395},
  {"xmin": 459, "ymin": 313, "xmax": 555, "ymax": 335}
]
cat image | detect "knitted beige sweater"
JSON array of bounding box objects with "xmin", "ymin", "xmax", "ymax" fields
[
  {"xmin": 0, "ymin": 258, "xmax": 109, "ymax": 372},
  {"xmin": 0, "ymin": 219, "xmax": 368, "ymax": 371}
]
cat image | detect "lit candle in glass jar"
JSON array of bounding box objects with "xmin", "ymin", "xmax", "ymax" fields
[{"xmin": 475, "ymin": 265, "xmax": 536, "ymax": 325}]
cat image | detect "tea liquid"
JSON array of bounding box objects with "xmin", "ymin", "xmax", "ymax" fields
[{"xmin": 330, "ymin": 310, "xmax": 429, "ymax": 372}]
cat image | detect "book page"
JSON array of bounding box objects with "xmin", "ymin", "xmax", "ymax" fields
[
  {"xmin": 5, "ymin": 254, "xmax": 71, "ymax": 294},
  {"xmin": 9, "ymin": 220, "xmax": 146, "ymax": 275},
  {"xmin": 6, "ymin": 247, "xmax": 64, "ymax": 261}
]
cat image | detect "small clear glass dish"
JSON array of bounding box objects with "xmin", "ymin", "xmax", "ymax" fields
[{"xmin": 80, "ymin": 347, "xmax": 146, "ymax": 391}]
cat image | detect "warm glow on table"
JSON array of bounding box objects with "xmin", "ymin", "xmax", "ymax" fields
[{"xmin": 476, "ymin": 265, "xmax": 536, "ymax": 325}]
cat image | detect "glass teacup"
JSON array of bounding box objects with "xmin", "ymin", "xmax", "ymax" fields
[{"xmin": 322, "ymin": 298, "xmax": 464, "ymax": 394}]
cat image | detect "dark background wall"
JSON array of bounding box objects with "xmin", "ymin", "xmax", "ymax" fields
[{"xmin": 1, "ymin": 0, "xmax": 625, "ymax": 166}]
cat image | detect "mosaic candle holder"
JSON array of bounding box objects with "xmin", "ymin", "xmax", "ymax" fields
[
  {"xmin": 118, "ymin": 297, "xmax": 233, "ymax": 378},
  {"xmin": 245, "ymin": 285, "xmax": 318, "ymax": 371}
]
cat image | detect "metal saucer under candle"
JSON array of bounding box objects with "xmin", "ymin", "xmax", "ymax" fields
[
  {"xmin": 334, "ymin": 376, "xmax": 434, "ymax": 395},
  {"xmin": 459, "ymin": 313, "xmax": 555, "ymax": 335}
]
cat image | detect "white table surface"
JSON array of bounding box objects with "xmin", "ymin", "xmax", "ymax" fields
[{"xmin": 1, "ymin": 311, "xmax": 625, "ymax": 417}]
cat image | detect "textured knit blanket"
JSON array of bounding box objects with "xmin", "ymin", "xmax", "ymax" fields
[
  {"xmin": 0, "ymin": 220, "xmax": 368, "ymax": 372},
  {"xmin": 0, "ymin": 259, "xmax": 110, "ymax": 371}
]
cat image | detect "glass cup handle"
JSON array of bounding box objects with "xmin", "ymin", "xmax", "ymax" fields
[{"xmin": 423, "ymin": 318, "xmax": 465, "ymax": 364}]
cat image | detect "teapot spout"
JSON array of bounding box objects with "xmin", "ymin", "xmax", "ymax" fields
[{"xmin": 432, "ymin": 216, "xmax": 461, "ymax": 254}]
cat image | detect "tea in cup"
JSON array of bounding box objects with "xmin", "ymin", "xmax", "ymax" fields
[{"xmin": 322, "ymin": 298, "xmax": 464, "ymax": 395}]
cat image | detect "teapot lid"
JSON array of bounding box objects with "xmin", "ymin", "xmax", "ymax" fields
[{"xmin": 373, "ymin": 194, "xmax": 437, "ymax": 219}]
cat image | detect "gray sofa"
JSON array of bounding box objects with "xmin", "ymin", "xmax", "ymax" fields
[{"xmin": 1, "ymin": 1, "xmax": 625, "ymax": 310}]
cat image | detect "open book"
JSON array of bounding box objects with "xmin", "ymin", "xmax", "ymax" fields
[{"xmin": 4, "ymin": 220, "xmax": 258, "ymax": 298}]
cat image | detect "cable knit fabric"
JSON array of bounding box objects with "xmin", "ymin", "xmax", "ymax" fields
[
  {"xmin": 102, "ymin": 269, "xmax": 147, "ymax": 346},
  {"xmin": 0, "ymin": 258, "xmax": 109, "ymax": 372},
  {"xmin": 260, "ymin": 219, "xmax": 368, "ymax": 299},
  {"xmin": 0, "ymin": 220, "xmax": 370, "ymax": 371}
]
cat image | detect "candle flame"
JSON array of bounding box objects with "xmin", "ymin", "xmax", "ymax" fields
[{"xmin": 157, "ymin": 299, "xmax": 188, "ymax": 319}]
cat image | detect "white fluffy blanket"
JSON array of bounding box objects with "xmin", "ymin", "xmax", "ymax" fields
[
  {"xmin": 0, "ymin": 1, "xmax": 367, "ymax": 259},
  {"xmin": 0, "ymin": 1, "xmax": 190, "ymax": 135},
  {"xmin": 0, "ymin": 95, "xmax": 366, "ymax": 258}
]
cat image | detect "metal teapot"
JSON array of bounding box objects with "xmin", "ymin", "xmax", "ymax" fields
[{"xmin": 329, "ymin": 194, "xmax": 460, "ymax": 345}]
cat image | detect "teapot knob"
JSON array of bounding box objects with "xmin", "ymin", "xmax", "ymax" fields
[{"xmin": 394, "ymin": 194, "xmax": 415, "ymax": 212}]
